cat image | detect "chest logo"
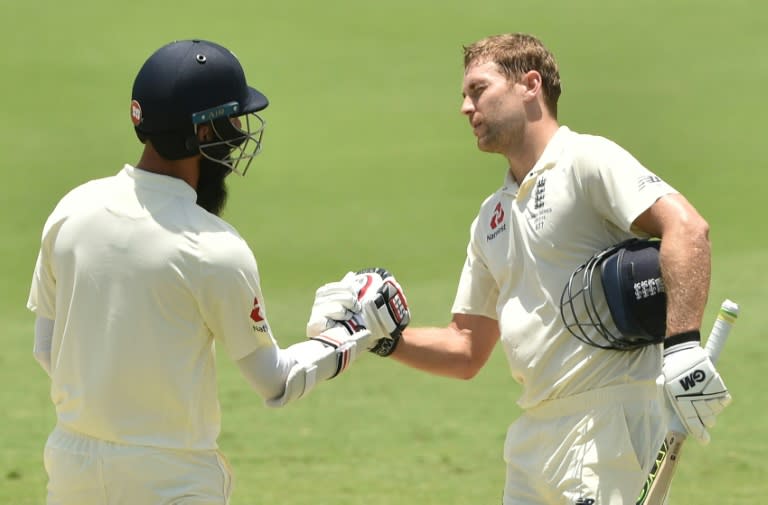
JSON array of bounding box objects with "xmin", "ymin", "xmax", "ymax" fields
[
  {"xmin": 534, "ymin": 177, "xmax": 546, "ymax": 210},
  {"xmin": 490, "ymin": 202, "xmax": 505, "ymax": 229},
  {"xmin": 527, "ymin": 176, "xmax": 552, "ymax": 231},
  {"xmin": 487, "ymin": 201, "xmax": 507, "ymax": 241}
]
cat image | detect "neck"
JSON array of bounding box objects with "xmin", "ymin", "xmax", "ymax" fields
[
  {"xmin": 505, "ymin": 118, "xmax": 560, "ymax": 184},
  {"xmin": 136, "ymin": 144, "xmax": 199, "ymax": 189}
]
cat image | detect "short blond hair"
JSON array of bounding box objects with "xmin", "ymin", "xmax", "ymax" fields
[{"xmin": 464, "ymin": 33, "xmax": 562, "ymax": 118}]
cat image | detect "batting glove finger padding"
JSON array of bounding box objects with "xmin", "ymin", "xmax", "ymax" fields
[
  {"xmin": 306, "ymin": 268, "xmax": 410, "ymax": 356},
  {"xmin": 353, "ymin": 269, "xmax": 410, "ymax": 356},
  {"xmin": 662, "ymin": 333, "xmax": 731, "ymax": 445},
  {"xmin": 306, "ymin": 272, "xmax": 362, "ymax": 338}
]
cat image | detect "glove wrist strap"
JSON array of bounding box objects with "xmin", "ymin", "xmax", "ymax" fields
[{"xmin": 663, "ymin": 329, "xmax": 700, "ymax": 353}]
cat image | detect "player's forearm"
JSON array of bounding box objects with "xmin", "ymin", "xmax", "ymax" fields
[
  {"xmin": 391, "ymin": 326, "xmax": 482, "ymax": 380},
  {"xmin": 660, "ymin": 220, "xmax": 711, "ymax": 335},
  {"xmin": 236, "ymin": 345, "xmax": 295, "ymax": 400},
  {"xmin": 238, "ymin": 332, "xmax": 366, "ymax": 405}
]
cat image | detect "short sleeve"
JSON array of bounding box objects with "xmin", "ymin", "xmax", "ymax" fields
[
  {"xmin": 197, "ymin": 235, "xmax": 279, "ymax": 361},
  {"xmin": 451, "ymin": 216, "xmax": 499, "ymax": 319},
  {"xmin": 27, "ymin": 214, "xmax": 65, "ymax": 320},
  {"xmin": 575, "ymin": 137, "xmax": 678, "ymax": 232},
  {"xmin": 27, "ymin": 249, "xmax": 56, "ymax": 319}
]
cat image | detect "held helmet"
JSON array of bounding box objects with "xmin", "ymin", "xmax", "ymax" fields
[
  {"xmin": 559, "ymin": 238, "xmax": 667, "ymax": 350},
  {"xmin": 131, "ymin": 39, "xmax": 268, "ymax": 175}
]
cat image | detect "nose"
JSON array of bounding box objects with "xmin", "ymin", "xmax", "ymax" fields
[{"xmin": 460, "ymin": 96, "xmax": 474, "ymax": 116}]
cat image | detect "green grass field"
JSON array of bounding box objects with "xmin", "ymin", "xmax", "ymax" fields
[{"xmin": 2, "ymin": 0, "xmax": 766, "ymax": 503}]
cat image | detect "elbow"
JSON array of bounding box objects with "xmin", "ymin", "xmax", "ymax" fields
[
  {"xmin": 687, "ymin": 216, "xmax": 711, "ymax": 257},
  {"xmin": 455, "ymin": 357, "xmax": 484, "ymax": 380},
  {"xmin": 698, "ymin": 221, "xmax": 710, "ymax": 246},
  {"xmin": 688, "ymin": 214, "xmax": 710, "ymax": 245},
  {"xmin": 663, "ymin": 208, "xmax": 710, "ymax": 247}
]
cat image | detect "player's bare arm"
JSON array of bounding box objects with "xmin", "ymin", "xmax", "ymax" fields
[
  {"xmin": 392, "ymin": 313, "xmax": 499, "ymax": 380},
  {"xmin": 304, "ymin": 271, "xmax": 498, "ymax": 380},
  {"xmin": 632, "ymin": 193, "xmax": 711, "ymax": 334},
  {"xmin": 632, "ymin": 193, "xmax": 728, "ymax": 445}
]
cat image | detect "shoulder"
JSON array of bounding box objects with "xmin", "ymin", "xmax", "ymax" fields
[
  {"xmin": 193, "ymin": 212, "xmax": 257, "ymax": 274},
  {"xmin": 41, "ymin": 175, "xmax": 118, "ymax": 236},
  {"xmin": 568, "ymin": 130, "xmax": 634, "ymax": 165},
  {"xmin": 477, "ymin": 186, "xmax": 507, "ymax": 217},
  {"xmin": 479, "ymin": 189, "xmax": 502, "ymax": 209},
  {"xmin": 569, "ymin": 132, "xmax": 637, "ymax": 169},
  {"xmin": 57, "ymin": 175, "xmax": 117, "ymax": 208}
]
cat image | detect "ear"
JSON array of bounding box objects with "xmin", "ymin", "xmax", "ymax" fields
[
  {"xmin": 196, "ymin": 124, "xmax": 214, "ymax": 142},
  {"xmin": 520, "ymin": 70, "xmax": 543, "ymax": 103}
]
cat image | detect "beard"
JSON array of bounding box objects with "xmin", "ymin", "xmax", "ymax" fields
[
  {"xmin": 477, "ymin": 117, "xmax": 524, "ymax": 155},
  {"xmin": 196, "ymin": 156, "xmax": 230, "ymax": 216}
]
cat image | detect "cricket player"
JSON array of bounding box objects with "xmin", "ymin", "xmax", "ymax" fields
[
  {"xmin": 309, "ymin": 33, "xmax": 731, "ymax": 504},
  {"xmin": 27, "ymin": 39, "xmax": 408, "ymax": 505}
]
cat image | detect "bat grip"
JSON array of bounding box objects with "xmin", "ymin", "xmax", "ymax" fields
[{"xmin": 703, "ymin": 299, "xmax": 739, "ymax": 364}]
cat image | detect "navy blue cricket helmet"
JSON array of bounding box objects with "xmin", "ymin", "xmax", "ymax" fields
[
  {"xmin": 131, "ymin": 39, "xmax": 269, "ymax": 175},
  {"xmin": 560, "ymin": 238, "xmax": 667, "ymax": 350}
]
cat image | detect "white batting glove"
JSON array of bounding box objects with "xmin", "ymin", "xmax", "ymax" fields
[
  {"xmin": 662, "ymin": 332, "xmax": 732, "ymax": 444},
  {"xmin": 306, "ymin": 272, "xmax": 361, "ymax": 338},
  {"xmin": 306, "ymin": 268, "xmax": 410, "ymax": 356},
  {"xmin": 361, "ymin": 276, "xmax": 410, "ymax": 341}
]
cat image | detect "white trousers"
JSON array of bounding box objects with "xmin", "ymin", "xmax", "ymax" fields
[
  {"xmin": 503, "ymin": 380, "xmax": 667, "ymax": 505},
  {"xmin": 44, "ymin": 425, "xmax": 233, "ymax": 505}
]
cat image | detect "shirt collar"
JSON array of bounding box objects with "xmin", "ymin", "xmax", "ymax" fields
[
  {"xmin": 120, "ymin": 164, "xmax": 197, "ymax": 201},
  {"xmin": 501, "ymin": 125, "xmax": 571, "ymax": 197},
  {"xmin": 501, "ymin": 171, "xmax": 520, "ymax": 196}
]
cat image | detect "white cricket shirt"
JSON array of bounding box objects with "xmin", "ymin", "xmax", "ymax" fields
[
  {"xmin": 27, "ymin": 165, "xmax": 277, "ymax": 449},
  {"xmin": 452, "ymin": 127, "xmax": 677, "ymax": 409}
]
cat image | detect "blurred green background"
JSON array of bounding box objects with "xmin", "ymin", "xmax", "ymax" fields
[{"xmin": 1, "ymin": 0, "xmax": 765, "ymax": 503}]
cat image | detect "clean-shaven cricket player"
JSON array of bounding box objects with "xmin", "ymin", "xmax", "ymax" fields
[
  {"xmin": 27, "ymin": 39, "xmax": 409, "ymax": 505},
  {"xmin": 309, "ymin": 33, "xmax": 732, "ymax": 504}
]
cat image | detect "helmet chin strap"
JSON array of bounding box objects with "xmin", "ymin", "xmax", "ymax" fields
[
  {"xmin": 184, "ymin": 136, "xmax": 200, "ymax": 154},
  {"xmin": 135, "ymin": 127, "xmax": 200, "ymax": 161}
]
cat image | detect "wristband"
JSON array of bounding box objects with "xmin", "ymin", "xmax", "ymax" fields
[
  {"xmin": 369, "ymin": 333, "xmax": 401, "ymax": 357},
  {"xmin": 663, "ymin": 329, "xmax": 701, "ymax": 350}
]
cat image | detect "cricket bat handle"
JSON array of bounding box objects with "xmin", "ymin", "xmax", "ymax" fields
[{"xmin": 637, "ymin": 299, "xmax": 740, "ymax": 505}]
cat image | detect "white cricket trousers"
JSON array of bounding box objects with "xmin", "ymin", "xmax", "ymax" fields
[
  {"xmin": 503, "ymin": 380, "xmax": 667, "ymax": 505},
  {"xmin": 44, "ymin": 425, "xmax": 233, "ymax": 505}
]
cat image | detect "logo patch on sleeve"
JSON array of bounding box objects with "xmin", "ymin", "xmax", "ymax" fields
[
  {"xmin": 250, "ymin": 296, "xmax": 270, "ymax": 333},
  {"xmin": 250, "ymin": 297, "xmax": 264, "ymax": 322},
  {"xmin": 637, "ymin": 174, "xmax": 662, "ymax": 190}
]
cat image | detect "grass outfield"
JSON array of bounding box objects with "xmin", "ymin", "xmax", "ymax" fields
[{"xmin": 1, "ymin": 0, "xmax": 765, "ymax": 503}]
